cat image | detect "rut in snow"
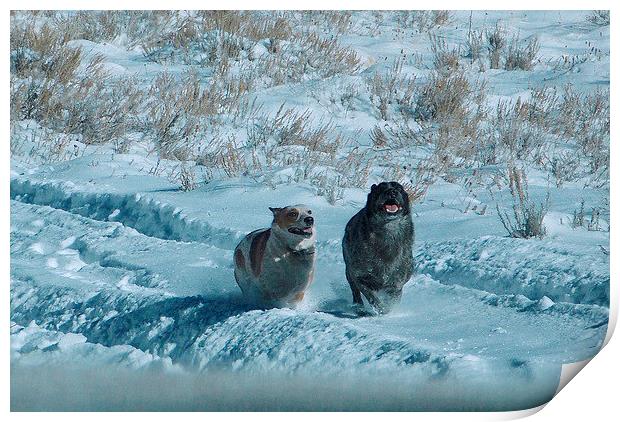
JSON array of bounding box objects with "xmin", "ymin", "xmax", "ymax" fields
[{"xmin": 11, "ymin": 176, "xmax": 242, "ymax": 250}]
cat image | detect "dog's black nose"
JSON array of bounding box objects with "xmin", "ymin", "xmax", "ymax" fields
[
  {"xmin": 304, "ymin": 216, "xmax": 314, "ymax": 226},
  {"xmin": 388, "ymin": 189, "xmax": 397, "ymax": 198}
]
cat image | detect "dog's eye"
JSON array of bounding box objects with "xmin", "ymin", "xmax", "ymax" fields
[
  {"xmin": 307, "ymin": 210, "xmax": 312, "ymax": 215},
  {"xmin": 289, "ymin": 211, "xmax": 298, "ymax": 218}
]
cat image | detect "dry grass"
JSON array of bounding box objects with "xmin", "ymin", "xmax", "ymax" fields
[
  {"xmin": 366, "ymin": 58, "xmax": 416, "ymax": 121},
  {"xmin": 486, "ymin": 24, "xmax": 506, "ymax": 69},
  {"xmin": 192, "ymin": 103, "xmax": 366, "ymax": 204},
  {"xmin": 10, "ymin": 11, "xmax": 610, "ymax": 204},
  {"xmin": 464, "ymin": 30, "xmax": 485, "ymax": 62},
  {"xmin": 488, "ymin": 99, "xmax": 546, "ymax": 162},
  {"xmin": 176, "ymin": 165, "xmax": 198, "ymax": 191},
  {"xmin": 496, "ymin": 166, "xmax": 549, "ymax": 239},
  {"xmin": 587, "ymin": 10, "xmax": 610, "ymax": 26},
  {"xmin": 504, "ymin": 36, "xmax": 540, "ymax": 71},
  {"xmin": 571, "ymin": 199, "xmax": 603, "ymax": 231},
  {"xmin": 408, "ymin": 11, "xmax": 453, "ymax": 33},
  {"xmin": 305, "ymin": 11, "xmax": 353, "ymax": 35},
  {"xmin": 415, "ymin": 71, "xmax": 472, "ymax": 122},
  {"xmin": 10, "ymin": 20, "xmax": 144, "ymax": 145},
  {"xmin": 430, "ymin": 34, "xmax": 460, "ymax": 72},
  {"xmin": 138, "ymin": 11, "xmax": 361, "ymax": 87},
  {"xmin": 550, "ymin": 152, "xmax": 580, "ymax": 187},
  {"xmin": 248, "ymin": 104, "xmax": 342, "ymax": 156}
]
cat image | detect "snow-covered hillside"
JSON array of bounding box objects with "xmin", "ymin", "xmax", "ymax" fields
[{"xmin": 10, "ymin": 10, "xmax": 609, "ymax": 411}]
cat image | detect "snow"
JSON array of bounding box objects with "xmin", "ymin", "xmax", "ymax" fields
[
  {"xmin": 9, "ymin": 165, "xmax": 608, "ymax": 409},
  {"xmin": 10, "ymin": 10, "xmax": 609, "ymax": 411}
]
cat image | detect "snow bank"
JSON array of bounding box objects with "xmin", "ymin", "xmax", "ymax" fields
[{"xmin": 416, "ymin": 236, "xmax": 609, "ymax": 306}]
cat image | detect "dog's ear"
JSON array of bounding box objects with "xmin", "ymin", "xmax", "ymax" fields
[
  {"xmin": 367, "ymin": 184, "xmax": 378, "ymax": 207},
  {"xmin": 269, "ymin": 207, "xmax": 282, "ymax": 215}
]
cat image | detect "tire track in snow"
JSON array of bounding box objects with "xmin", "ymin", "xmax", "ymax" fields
[
  {"xmin": 10, "ymin": 175, "xmax": 349, "ymax": 254},
  {"xmin": 10, "ymin": 199, "xmax": 235, "ymax": 295},
  {"xmin": 11, "ymin": 176, "xmax": 243, "ymax": 250},
  {"xmin": 415, "ymin": 237, "xmax": 610, "ymax": 307}
]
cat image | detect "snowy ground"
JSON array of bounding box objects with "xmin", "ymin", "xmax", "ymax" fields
[
  {"xmin": 10, "ymin": 10, "xmax": 609, "ymax": 411},
  {"xmin": 10, "ymin": 154, "xmax": 608, "ymax": 410}
]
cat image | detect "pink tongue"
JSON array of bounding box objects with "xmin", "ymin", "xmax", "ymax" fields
[
  {"xmin": 385, "ymin": 204, "xmax": 399, "ymax": 213},
  {"xmin": 303, "ymin": 227, "xmax": 312, "ymax": 233}
]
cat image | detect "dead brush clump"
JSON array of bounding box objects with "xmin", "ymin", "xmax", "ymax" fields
[
  {"xmin": 145, "ymin": 71, "xmax": 220, "ymax": 160},
  {"xmin": 554, "ymin": 85, "xmax": 582, "ymax": 138},
  {"xmin": 410, "ymin": 11, "xmax": 452, "ymax": 32},
  {"xmin": 487, "ymin": 100, "xmax": 546, "ymax": 162},
  {"xmin": 63, "ymin": 71, "xmax": 144, "ymax": 145},
  {"xmin": 216, "ymin": 139, "xmax": 249, "ymax": 178},
  {"xmin": 340, "ymin": 146, "xmax": 372, "ymax": 188},
  {"xmin": 240, "ymin": 104, "xmax": 365, "ymax": 201},
  {"xmin": 550, "ymin": 152, "xmax": 581, "ymax": 187},
  {"xmin": 513, "ymin": 87, "xmax": 557, "ymax": 129},
  {"xmin": 267, "ymin": 31, "xmax": 361, "ymax": 85},
  {"xmin": 176, "ymin": 164, "xmax": 198, "ymax": 191},
  {"xmin": 253, "ymin": 104, "xmax": 342, "ymax": 156},
  {"xmin": 383, "ymin": 121, "xmax": 428, "ymax": 149},
  {"xmin": 382, "ymin": 156, "xmax": 439, "ymax": 204},
  {"xmin": 587, "ymin": 10, "xmax": 610, "ymax": 26},
  {"xmin": 370, "ymin": 125, "xmax": 390, "ymax": 148},
  {"xmin": 304, "ymin": 11, "xmax": 353, "ymax": 35},
  {"xmin": 415, "ymin": 70, "xmax": 471, "ymax": 122},
  {"xmin": 135, "ymin": 11, "xmax": 360, "ymax": 87},
  {"xmin": 10, "ymin": 122, "xmax": 82, "ymax": 164},
  {"xmin": 570, "ymin": 199, "xmax": 604, "ymax": 231},
  {"xmin": 142, "ymin": 23, "xmax": 248, "ymax": 66},
  {"xmin": 235, "ymin": 29, "xmax": 362, "ymax": 89},
  {"xmin": 430, "ymin": 34, "xmax": 460, "ymax": 72},
  {"xmin": 140, "ymin": 11, "xmax": 291, "ymax": 65},
  {"xmin": 432, "ymin": 11, "xmax": 452, "ymax": 26},
  {"xmin": 556, "ymin": 86, "xmax": 609, "ymax": 139},
  {"xmin": 486, "ymin": 24, "xmax": 507, "ymax": 69},
  {"xmin": 431, "ymin": 114, "xmax": 485, "ymax": 166},
  {"xmin": 200, "ymin": 11, "xmax": 293, "ymax": 41},
  {"xmin": 366, "ymin": 58, "xmax": 416, "ymax": 121},
  {"xmin": 496, "ymin": 166, "xmax": 549, "ymax": 239},
  {"xmin": 481, "ymin": 87, "xmax": 561, "ymax": 165},
  {"xmin": 299, "ymin": 32, "xmax": 362, "ymax": 78},
  {"xmin": 545, "ymin": 85, "xmax": 609, "ymax": 179},
  {"xmin": 145, "ymin": 69, "xmax": 261, "ymax": 160},
  {"xmin": 479, "ymin": 83, "xmax": 608, "ymax": 181},
  {"xmin": 504, "ymin": 35, "xmax": 540, "ymax": 71},
  {"xmin": 371, "ymin": 69, "xmax": 487, "ymax": 168},
  {"xmin": 580, "ymin": 132, "xmax": 609, "ymax": 176},
  {"xmin": 45, "ymin": 11, "xmax": 176, "ymax": 47},
  {"xmin": 369, "ymin": 67, "xmax": 487, "ymax": 166},
  {"xmin": 10, "ymin": 18, "xmax": 89, "ymax": 89},
  {"xmin": 51, "ymin": 11, "xmax": 151, "ymax": 45},
  {"xmin": 196, "ymin": 134, "xmax": 250, "ymax": 179},
  {"xmin": 311, "ymin": 146, "xmax": 371, "ymax": 205},
  {"xmin": 10, "ymin": 19, "xmax": 143, "ymax": 146},
  {"xmin": 464, "ymin": 29, "xmax": 485, "ymax": 62}
]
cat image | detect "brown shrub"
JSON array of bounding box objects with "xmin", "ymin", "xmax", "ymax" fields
[{"xmin": 496, "ymin": 166, "xmax": 549, "ymax": 239}]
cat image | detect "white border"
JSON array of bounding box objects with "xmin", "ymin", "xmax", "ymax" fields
[{"xmin": 3, "ymin": 1, "xmax": 617, "ymax": 420}]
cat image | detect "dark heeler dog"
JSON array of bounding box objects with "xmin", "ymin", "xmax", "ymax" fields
[{"xmin": 342, "ymin": 181, "xmax": 414, "ymax": 314}]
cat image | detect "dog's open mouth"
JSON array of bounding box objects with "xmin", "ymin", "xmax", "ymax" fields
[
  {"xmin": 383, "ymin": 200, "xmax": 401, "ymax": 214},
  {"xmin": 288, "ymin": 227, "xmax": 313, "ymax": 237}
]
